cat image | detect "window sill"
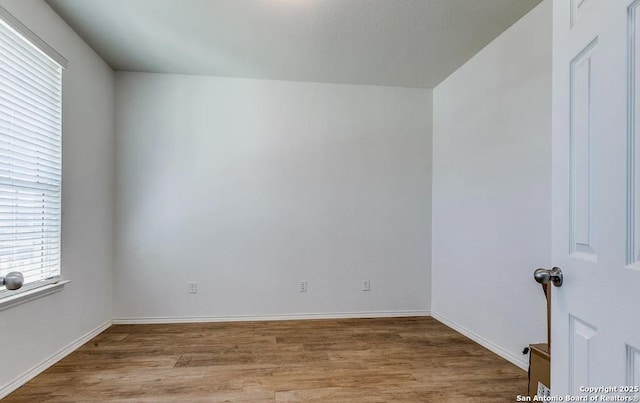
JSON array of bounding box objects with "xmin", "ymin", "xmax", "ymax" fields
[{"xmin": 0, "ymin": 280, "xmax": 70, "ymax": 312}]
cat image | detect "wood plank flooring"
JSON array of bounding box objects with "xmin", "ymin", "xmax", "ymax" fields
[{"xmin": 4, "ymin": 317, "xmax": 527, "ymax": 402}]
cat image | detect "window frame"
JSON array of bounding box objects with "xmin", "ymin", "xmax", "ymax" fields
[{"xmin": 0, "ymin": 5, "xmax": 68, "ymax": 304}]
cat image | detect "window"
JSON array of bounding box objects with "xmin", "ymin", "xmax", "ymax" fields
[{"xmin": 0, "ymin": 8, "xmax": 66, "ymax": 298}]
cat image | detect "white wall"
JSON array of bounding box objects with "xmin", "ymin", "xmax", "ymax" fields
[
  {"xmin": 114, "ymin": 73, "xmax": 432, "ymax": 321},
  {"xmin": 0, "ymin": 0, "xmax": 114, "ymax": 396},
  {"xmin": 432, "ymin": 0, "xmax": 551, "ymax": 368}
]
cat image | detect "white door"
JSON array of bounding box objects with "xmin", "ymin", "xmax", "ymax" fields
[{"xmin": 552, "ymin": 0, "xmax": 640, "ymax": 397}]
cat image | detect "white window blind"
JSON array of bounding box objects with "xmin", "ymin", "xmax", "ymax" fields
[{"xmin": 0, "ymin": 12, "xmax": 63, "ymax": 296}]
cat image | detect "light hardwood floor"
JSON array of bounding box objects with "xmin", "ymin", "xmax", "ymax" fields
[{"xmin": 4, "ymin": 317, "xmax": 527, "ymax": 402}]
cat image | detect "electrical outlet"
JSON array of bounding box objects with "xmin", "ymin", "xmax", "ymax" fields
[
  {"xmin": 189, "ymin": 282, "xmax": 197, "ymax": 294},
  {"xmin": 362, "ymin": 280, "xmax": 371, "ymax": 291},
  {"xmin": 299, "ymin": 281, "xmax": 307, "ymax": 292}
]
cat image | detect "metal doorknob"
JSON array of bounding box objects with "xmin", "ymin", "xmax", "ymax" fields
[
  {"xmin": 1, "ymin": 271, "xmax": 24, "ymax": 290},
  {"xmin": 534, "ymin": 267, "xmax": 563, "ymax": 287}
]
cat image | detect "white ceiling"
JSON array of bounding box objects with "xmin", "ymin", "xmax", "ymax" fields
[{"xmin": 46, "ymin": 0, "xmax": 542, "ymax": 88}]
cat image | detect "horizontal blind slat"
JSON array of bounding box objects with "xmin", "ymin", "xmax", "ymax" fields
[
  {"xmin": 0, "ymin": 200, "xmax": 60, "ymax": 209},
  {"xmin": 0, "ymin": 111, "xmax": 61, "ymax": 144},
  {"xmin": 0, "ymin": 140, "xmax": 61, "ymax": 160},
  {"xmin": 0, "ymin": 178, "xmax": 60, "ymax": 192},
  {"xmin": 0, "ymin": 90, "xmax": 62, "ymax": 130},
  {"xmin": 0, "ymin": 32, "xmax": 62, "ymax": 82},
  {"xmin": 0, "ymin": 63, "xmax": 62, "ymax": 105},
  {"xmin": 6, "ymin": 257, "xmax": 60, "ymax": 270},
  {"xmin": 0, "ymin": 24, "xmax": 62, "ymax": 72},
  {"xmin": 0, "ymin": 149, "xmax": 62, "ymax": 169},
  {"xmin": 0, "ymin": 111, "xmax": 62, "ymax": 144}
]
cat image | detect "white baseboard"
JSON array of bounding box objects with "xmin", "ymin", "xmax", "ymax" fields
[
  {"xmin": 0, "ymin": 320, "xmax": 112, "ymax": 400},
  {"xmin": 431, "ymin": 312, "xmax": 528, "ymax": 371},
  {"xmin": 112, "ymin": 310, "xmax": 430, "ymax": 324}
]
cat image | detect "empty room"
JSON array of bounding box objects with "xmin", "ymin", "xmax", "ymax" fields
[{"xmin": 1, "ymin": 0, "xmax": 638, "ymax": 401}]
